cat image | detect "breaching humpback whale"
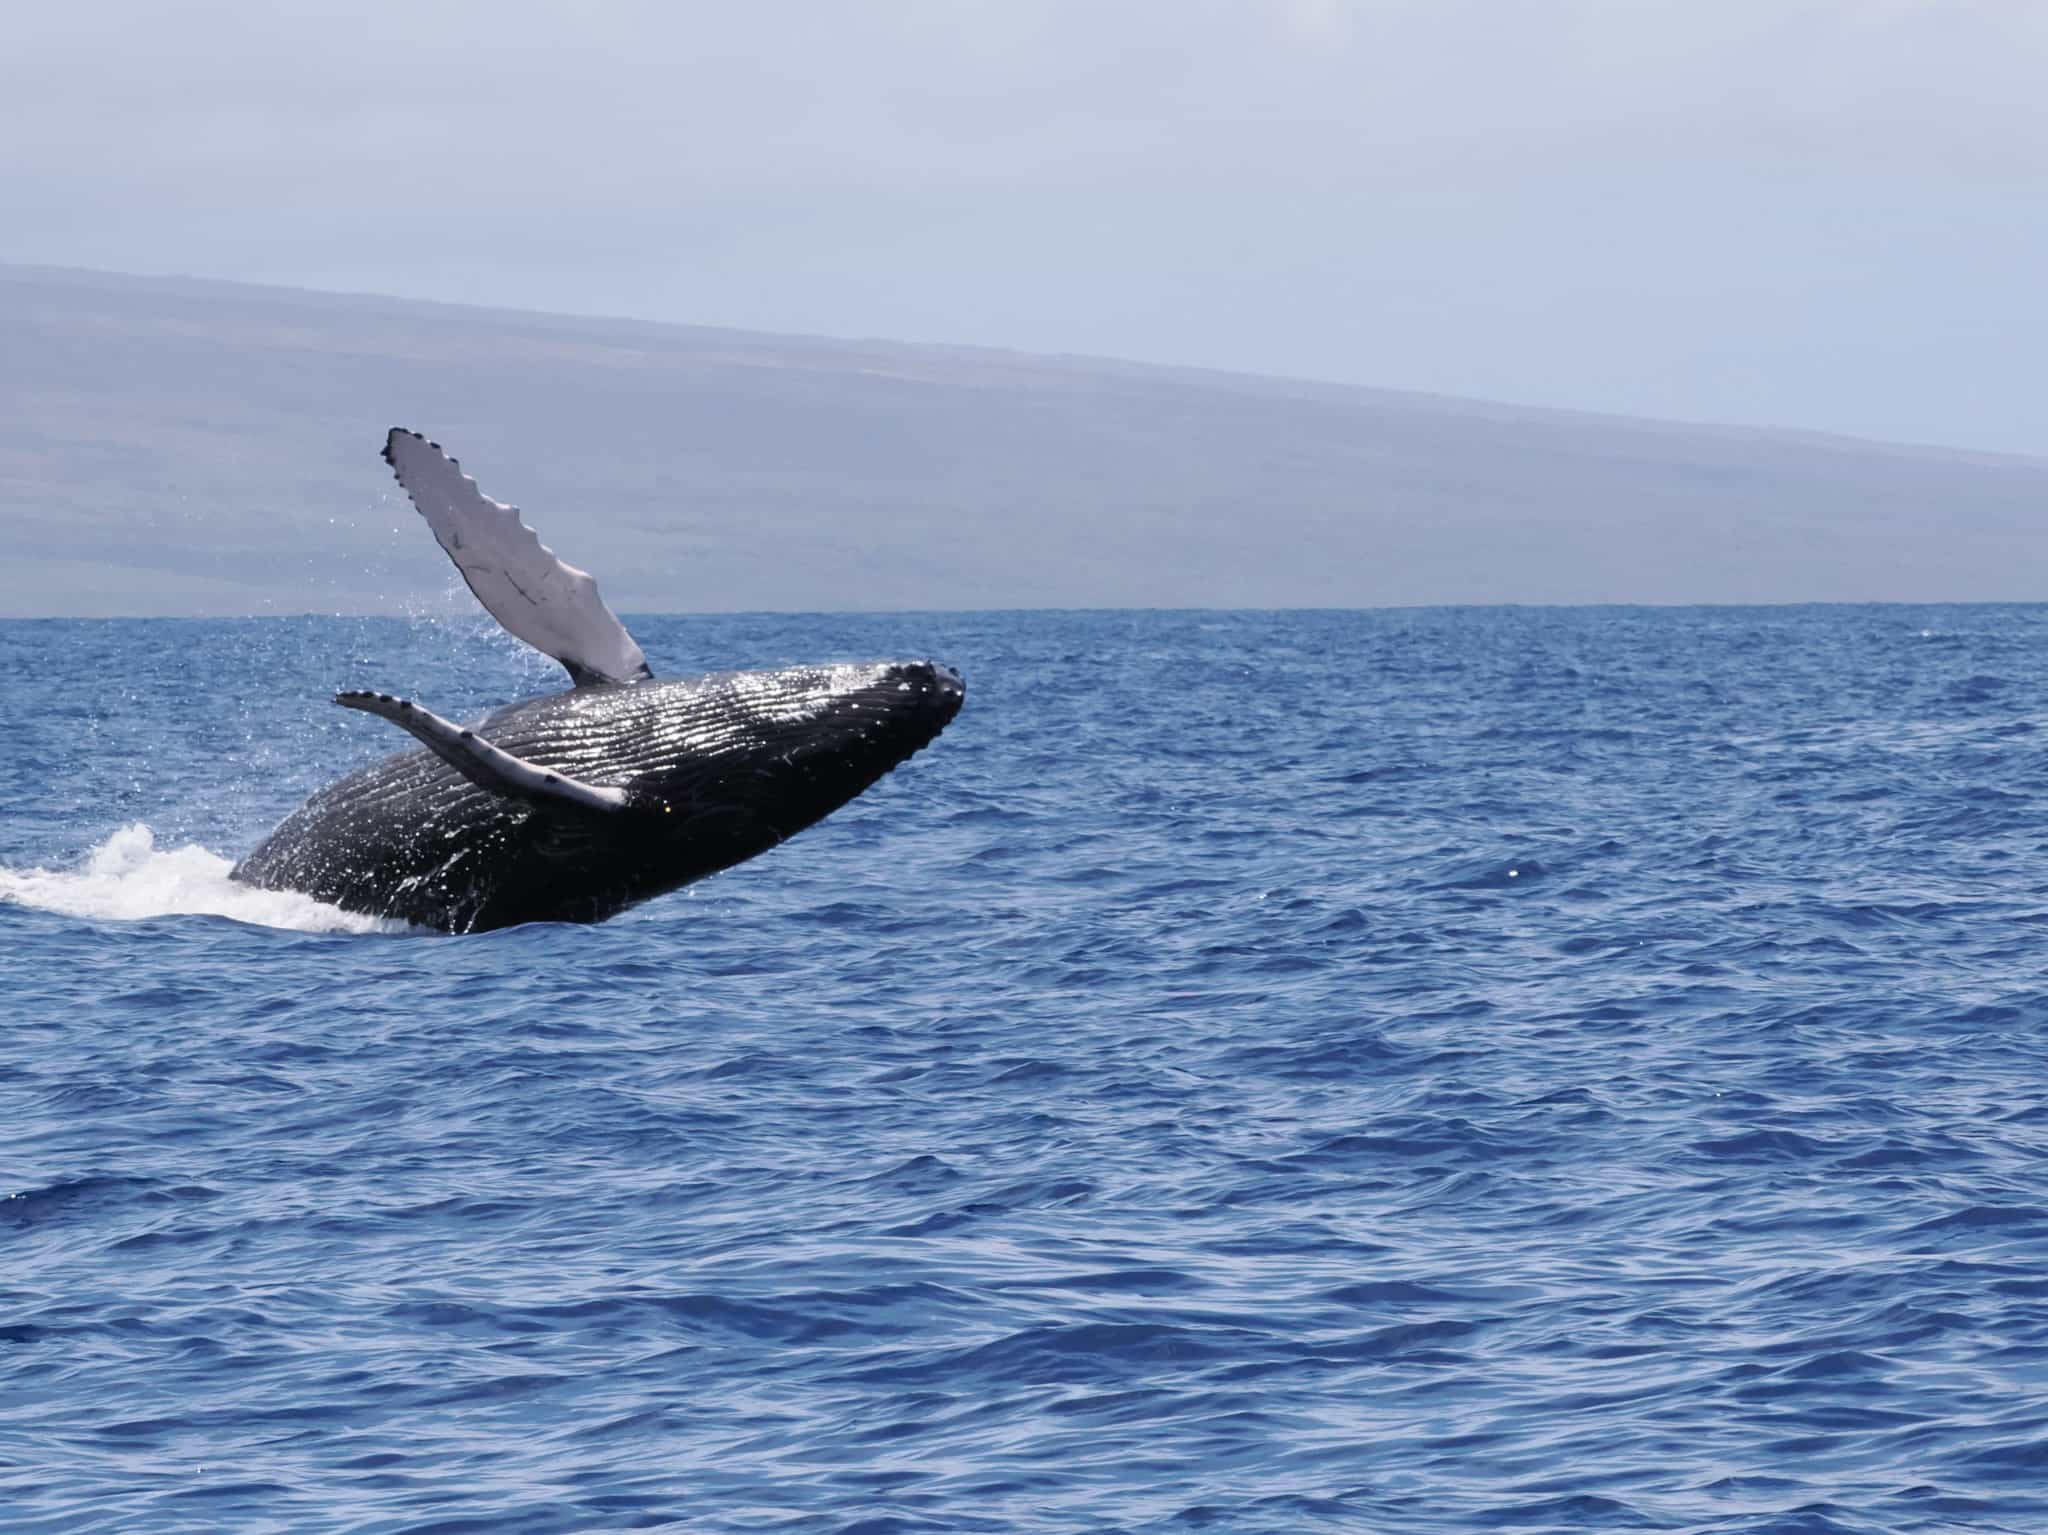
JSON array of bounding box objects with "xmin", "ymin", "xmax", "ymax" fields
[{"xmin": 230, "ymin": 429, "xmax": 964, "ymax": 932}]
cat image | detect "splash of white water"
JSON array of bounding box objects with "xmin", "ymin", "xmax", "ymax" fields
[{"xmin": 0, "ymin": 824, "xmax": 414, "ymax": 935}]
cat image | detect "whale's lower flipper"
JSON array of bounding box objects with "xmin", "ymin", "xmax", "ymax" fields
[
  {"xmin": 336, "ymin": 691, "xmax": 635, "ymax": 813},
  {"xmin": 381, "ymin": 429, "xmax": 653, "ymax": 688}
]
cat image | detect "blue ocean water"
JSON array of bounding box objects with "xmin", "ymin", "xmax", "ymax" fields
[{"xmin": 6, "ymin": 605, "xmax": 2048, "ymax": 1534}]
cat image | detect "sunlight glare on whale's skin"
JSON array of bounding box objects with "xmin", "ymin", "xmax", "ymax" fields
[{"xmin": 0, "ymin": 824, "xmax": 413, "ymax": 935}]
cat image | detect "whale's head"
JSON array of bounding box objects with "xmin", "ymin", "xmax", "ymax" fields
[{"xmin": 601, "ymin": 659, "xmax": 965, "ymax": 867}]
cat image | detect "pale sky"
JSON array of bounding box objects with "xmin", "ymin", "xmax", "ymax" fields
[{"xmin": 9, "ymin": 1, "xmax": 2048, "ymax": 455}]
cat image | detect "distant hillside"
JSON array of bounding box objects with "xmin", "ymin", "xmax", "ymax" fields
[{"xmin": 4, "ymin": 263, "xmax": 2045, "ymax": 615}]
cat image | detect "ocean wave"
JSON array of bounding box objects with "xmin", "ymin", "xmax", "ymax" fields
[
  {"xmin": 0, "ymin": 823, "xmax": 412, "ymax": 935},
  {"xmin": 10, "ymin": 608, "xmax": 2048, "ymax": 1534}
]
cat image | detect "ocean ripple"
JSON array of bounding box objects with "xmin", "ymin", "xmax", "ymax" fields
[{"xmin": 5, "ymin": 607, "xmax": 2048, "ymax": 1532}]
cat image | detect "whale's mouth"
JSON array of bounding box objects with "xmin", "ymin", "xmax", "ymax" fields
[
  {"xmin": 894, "ymin": 660, "xmax": 965, "ymax": 732},
  {"xmin": 640, "ymin": 659, "xmax": 964, "ymax": 849},
  {"xmin": 852, "ymin": 659, "xmax": 965, "ymax": 763}
]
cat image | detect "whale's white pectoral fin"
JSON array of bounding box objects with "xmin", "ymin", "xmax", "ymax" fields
[
  {"xmin": 382, "ymin": 428, "xmax": 653, "ymax": 688},
  {"xmin": 336, "ymin": 691, "xmax": 633, "ymax": 814}
]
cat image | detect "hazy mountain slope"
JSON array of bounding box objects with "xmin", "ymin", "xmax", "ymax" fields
[{"xmin": 4, "ymin": 263, "xmax": 2043, "ymax": 616}]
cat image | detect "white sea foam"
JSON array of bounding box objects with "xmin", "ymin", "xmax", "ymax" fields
[{"xmin": 0, "ymin": 824, "xmax": 414, "ymax": 935}]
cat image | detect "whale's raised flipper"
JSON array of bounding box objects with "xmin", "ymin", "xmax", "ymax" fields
[
  {"xmin": 382, "ymin": 429, "xmax": 653, "ymax": 688},
  {"xmin": 336, "ymin": 690, "xmax": 636, "ymax": 813}
]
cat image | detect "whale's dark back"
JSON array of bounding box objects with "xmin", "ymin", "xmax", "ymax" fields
[{"xmin": 233, "ymin": 661, "xmax": 964, "ymax": 931}]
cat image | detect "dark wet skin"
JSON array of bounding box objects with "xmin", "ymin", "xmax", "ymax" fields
[{"xmin": 232, "ymin": 661, "xmax": 964, "ymax": 932}]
